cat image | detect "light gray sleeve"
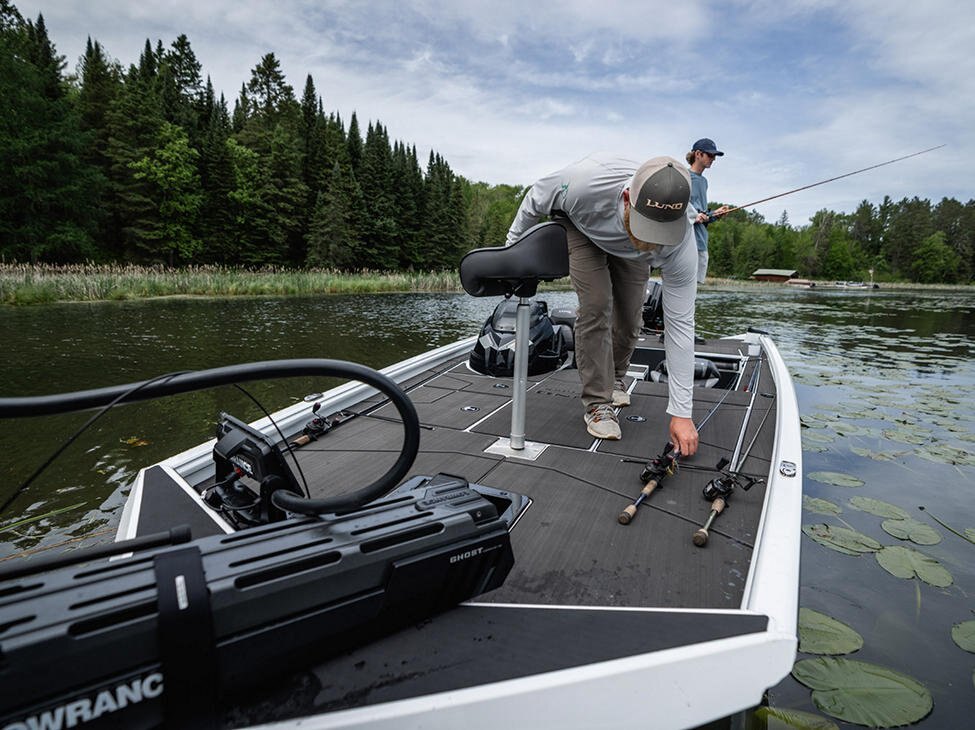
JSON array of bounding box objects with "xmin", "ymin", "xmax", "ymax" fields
[
  {"xmin": 660, "ymin": 215, "xmax": 699, "ymax": 419},
  {"xmin": 505, "ymin": 173, "xmax": 567, "ymax": 245}
]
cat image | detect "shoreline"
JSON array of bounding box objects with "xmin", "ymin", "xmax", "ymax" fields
[{"xmin": 0, "ymin": 265, "xmax": 970, "ymax": 305}]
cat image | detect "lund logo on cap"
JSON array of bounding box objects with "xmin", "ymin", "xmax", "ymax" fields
[{"xmin": 645, "ymin": 199, "xmax": 685, "ymax": 211}]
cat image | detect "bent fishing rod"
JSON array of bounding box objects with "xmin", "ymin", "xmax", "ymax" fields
[
  {"xmin": 707, "ymin": 144, "xmax": 945, "ymax": 220},
  {"xmin": 617, "ymin": 360, "xmax": 748, "ymax": 526}
]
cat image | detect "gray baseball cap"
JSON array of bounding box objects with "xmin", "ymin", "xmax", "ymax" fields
[{"xmin": 628, "ymin": 157, "xmax": 691, "ymax": 246}]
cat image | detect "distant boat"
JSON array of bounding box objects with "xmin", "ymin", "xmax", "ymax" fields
[{"xmin": 785, "ymin": 278, "xmax": 816, "ymax": 288}]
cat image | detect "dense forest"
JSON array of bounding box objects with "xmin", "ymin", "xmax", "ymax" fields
[{"xmin": 1, "ymin": 3, "xmax": 972, "ymax": 283}]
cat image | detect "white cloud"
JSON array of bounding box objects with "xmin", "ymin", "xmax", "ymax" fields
[{"xmin": 15, "ymin": 0, "xmax": 974, "ymax": 225}]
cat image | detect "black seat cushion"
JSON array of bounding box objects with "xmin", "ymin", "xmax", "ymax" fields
[{"xmin": 459, "ymin": 222, "xmax": 568, "ymax": 298}]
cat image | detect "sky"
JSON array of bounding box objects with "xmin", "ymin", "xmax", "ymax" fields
[{"xmin": 17, "ymin": 0, "xmax": 974, "ymax": 226}]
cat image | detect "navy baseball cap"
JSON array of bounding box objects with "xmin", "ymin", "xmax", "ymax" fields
[{"xmin": 692, "ymin": 138, "xmax": 724, "ymax": 156}]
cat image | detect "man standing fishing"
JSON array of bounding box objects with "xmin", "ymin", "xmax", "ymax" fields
[
  {"xmin": 506, "ymin": 154, "xmax": 700, "ymax": 456},
  {"xmin": 686, "ymin": 138, "xmax": 730, "ymax": 283}
]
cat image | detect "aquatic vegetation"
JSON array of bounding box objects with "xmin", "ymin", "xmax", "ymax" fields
[
  {"xmin": 0, "ymin": 263, "xmax": 575, "ymax": 305},
  {"xmin": 849, "ymin": 445, "xmax": 909, "ymax": 462},
  {"xmin": 792, "ymin": 657, "xmax": 932, "ymax": 727},
  {"xmin": 848, "ymin": 496, "xmax": 908, "ymax": 520},
  {"xmin": 803, "ymin": 524, "xmax": 881, "ymax": 555},
  {"xmin": 875, "ymin": 545, "xmax": 952, "ymax": 587},
  {"xmin": 916, "ymin": 443, "xmax": 975, "ymax": 466},
  {"xmin": 802, "ymin": 431, "xmax": 835, "ymax": 444},
  {"xmin": 881, "ymin": 517, "xmax": 941, "ymax": 545},
  {"xmin": 798, "ymin": 608, "xmax": 863, "ymax": 655},
  {"xmin": 951, "ymin": 620, "xmax": 975, "ymax": 653},
  {"xmin": 882, "ymin": 427, "xmax": 930, "ymax": 446},
  {"xmin": 752, "ymin": 706, "xmax": 838, "ymax": 729},
  {"xmin": 807, "ymin": 471, "xmax": 864, "ymax": 488},
  {"xmin": 803, "ymin": 496, "xmax": 842, "ymax": 516}
]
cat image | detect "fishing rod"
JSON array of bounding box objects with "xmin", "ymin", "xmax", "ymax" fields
[
  {"xmin": 706, "ymin": 144, "xmax": 945, "ymax": 220},
  {"xmin": 692, "ymin": 360, "xmax": 775, "ymax": 547},
  {"xmin": 617, "ymin": 358, "xmax": 750, "ymax": 526}
]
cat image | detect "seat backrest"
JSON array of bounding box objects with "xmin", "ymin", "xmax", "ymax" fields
[{"xmin": 459, "ymin": 222, "xmax": 568, "ymax": 298}]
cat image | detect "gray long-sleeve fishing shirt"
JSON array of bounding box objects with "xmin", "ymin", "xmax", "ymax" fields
[{"xmin": 506, "ymin": 153, "xmax": 699, "ymax": 419}]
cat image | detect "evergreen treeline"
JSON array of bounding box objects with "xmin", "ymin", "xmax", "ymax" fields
[
  {"xmin": 707, "ymin": 201, "xmax": 974, "ymax": 284},
  {"xmin": 1, "ymin": 3, "xmax": 970, "ymax": 283},
  {"xmin": 0, "ymin": 3, "xmax": 523, "ymax": 270}
]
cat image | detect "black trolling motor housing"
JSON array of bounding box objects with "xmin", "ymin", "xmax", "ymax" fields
[{"xmin": 0, "ymin": 473, "xmax": 523, "ymax": 730}]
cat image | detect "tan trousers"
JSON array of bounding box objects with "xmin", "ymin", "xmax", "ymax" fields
[{"xmin": 563, "ymin": 220, "xmax": 649, "ymax": 409}]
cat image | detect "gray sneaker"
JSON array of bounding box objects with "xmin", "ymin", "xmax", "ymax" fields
[
  {"xmin": 585, "ymin": 404, "xmax": 621, "ymax": 440},
  {"xmin": 612, "ymin": 379, "xmax": 630, "ymax": 407}
]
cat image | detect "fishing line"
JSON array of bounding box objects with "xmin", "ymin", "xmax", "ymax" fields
[
  {"xmin": 233, "ymin": 384, "xmax": 312, "ymax": 499},
  {"xmin": 717, "ymin": 144, "xmax": 945, "ymax": 217},
  {"xmin": 0, "ymin": 371, "xmax": 191, "ymax": 516}
]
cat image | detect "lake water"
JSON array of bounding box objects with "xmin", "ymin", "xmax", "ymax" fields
[{"xmin": 1, "ymin": 286, "xmax": 973, "ymax": 728}]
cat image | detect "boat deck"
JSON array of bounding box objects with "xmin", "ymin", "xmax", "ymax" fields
[{"xmin": 134, "ymin": 335, "xmax": 779, "ymax": 725}]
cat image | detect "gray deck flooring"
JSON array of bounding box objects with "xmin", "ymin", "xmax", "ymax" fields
[
  {"xmin": 289, "ymin": 338, "xmax": 777, "ymax": 612},
  {"xmin": 131, "ymin": 336, "xmax": 780, "ymax": 724}
]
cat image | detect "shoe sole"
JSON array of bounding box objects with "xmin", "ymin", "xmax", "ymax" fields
[{"xmin": 612, "ymin": 392, "xmax": 630, "ymax": 407}]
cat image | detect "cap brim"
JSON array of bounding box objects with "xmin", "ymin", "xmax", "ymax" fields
[{"xmin": 629, "ymin": 209, "xmax": 689, "ymax": 247}]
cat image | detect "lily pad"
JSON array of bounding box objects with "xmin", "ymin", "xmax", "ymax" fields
[
  {"xmin": 882, "ymin": 427, "xmax": 929, "ymax": 446},
  {"xmin": 848, "ymin": 496, "xmax": 908, "ymax": 520},
  {"xmin": 803, "ymin": 524, "xmax": 882, "ymax": 556},
  {"xmin": 951, "ymin": 620, "xmax": 975, "ymax": 653},
  {"xmin": 916, "ymin": 443, "xmax": 975, "ymax": 466},
  {"xmin": 798, "ymin": 608, "xmax": 863, "ymax": 655},
  {"xmin": 831, "ymin": 422, "xmax": 875, "ymax": 437},
  {"xmin": 808, "ymin": 471, "xmax": 865, "ymax": 488},
  {"xmin": 803, "ymin": 431, "xmax": 836, "ymax": 444},
  {"xmin": 849, "ymin": 446, "xmax": 908, "ymax": 462},
  {"xmin": 881, "ymin": 517, "xmax": 941, "ymax": 545},
  {"xmin": 752, "ymin": 706, "xmax": 839, "ymax": 729},
  {"xmin": 792, "ymin": 657, "xmax": 933, "ymax": 727},
  {"xmin": 875, "ymin": 545, "xmax": 953, "ymax": 587},
  {"xmin": 803, "ymin": 496, "xmax": 842, "ymax": 516}
]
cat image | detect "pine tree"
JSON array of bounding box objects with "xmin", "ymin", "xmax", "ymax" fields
[
  {"xmin": 357, "ymin": 122, "xmax": 398, "ymax": 269},
  {"xmin": 159, "ymin": 33, "xmax": 202, "ymax": 137},
  {"xmin": 346, "ymin": 112, "xmax": 362, "ymax": 175},
  {"xmin": 0, "ymin": 11, "xmax": 102, "ymax": 262},
  {"xmin": 130, "ymin": 122, "xmax": 203, "ymax": 264},
  {"xmin": 106, "ymin": 48, "xmax": 166, "ymax": 260},
  {"xmin": 306, "ymin": 163, "xmax": 362, "ymax": 269},
  {"xmin": 198, "ymin": 91, "xmax": 237, "ymax": 263}
]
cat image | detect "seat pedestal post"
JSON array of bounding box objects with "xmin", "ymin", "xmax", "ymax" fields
[{"xmin": 509, "ymin": 296, "xmax": 530, "ymax": 450}]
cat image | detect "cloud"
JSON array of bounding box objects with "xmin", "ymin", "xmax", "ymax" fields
[{"xmin": 15, "ymin": 0, "xmax": 973, "ymax": 224}]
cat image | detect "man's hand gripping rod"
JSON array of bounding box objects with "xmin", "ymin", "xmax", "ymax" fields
[{"xmin": 617, "ymin": 370, "xmax": 741, "ymax": 526}]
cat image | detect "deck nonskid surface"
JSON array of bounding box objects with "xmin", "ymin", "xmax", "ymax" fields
[
  {"xmin": 289, "ymin": 341, "xmax": 776, "ymax": 612},
  {"xmin": 188, "ymin": 338, "xmax": 780, "ymax": 723}
]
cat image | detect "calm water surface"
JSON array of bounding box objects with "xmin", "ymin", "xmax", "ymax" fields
[{"xmin": 1, "ymin": 287, "xmax": 973, "ymax": 727}]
